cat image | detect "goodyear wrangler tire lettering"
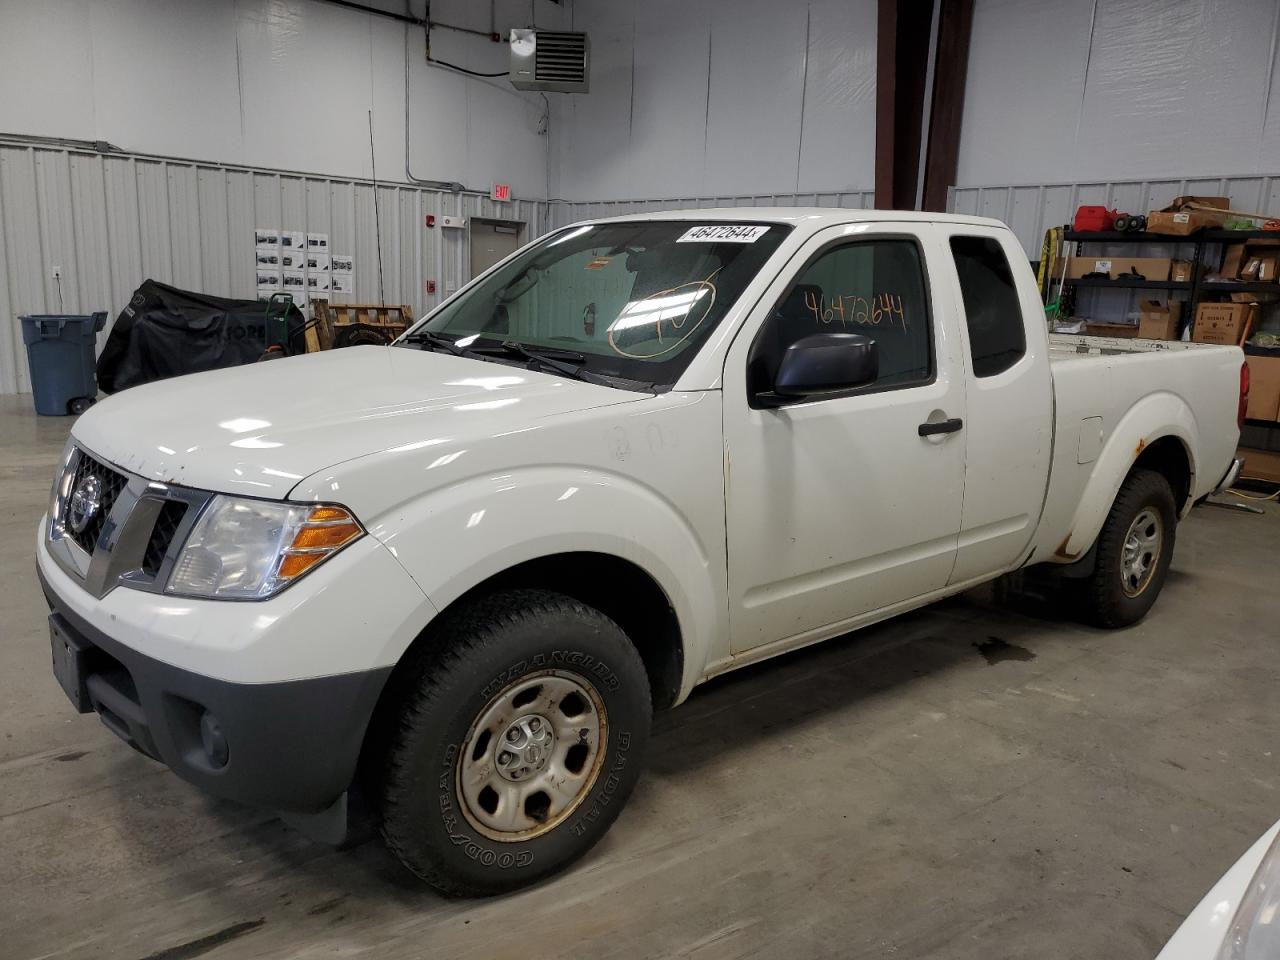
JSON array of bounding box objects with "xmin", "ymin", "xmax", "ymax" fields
[
  {"xmin": 378, "ymin": 589, "xmax": 652, "ymax": 896},
  {"xmin": 482, "ymin": 650, "xmax": 622, "ymax": 697}
]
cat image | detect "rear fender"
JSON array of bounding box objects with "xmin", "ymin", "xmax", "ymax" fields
[{"xmin": 1053, "ymin": 392, "xmax": 1198, "ymax": 562}]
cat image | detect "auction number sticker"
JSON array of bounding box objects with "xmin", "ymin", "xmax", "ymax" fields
[{"xmin": 676, "ymin": 224, "xmax": 770, "ymax": 243}]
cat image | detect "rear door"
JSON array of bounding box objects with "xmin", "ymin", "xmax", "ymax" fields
[
  {"xmin": 939, "ymin": 227, "xmax": 1054, "ymax": 582},
  {"xmin": 721, "ymin": 224, "xmax": 969, "ymax": 653}
]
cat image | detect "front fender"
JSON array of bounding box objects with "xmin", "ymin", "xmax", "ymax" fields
[
  {"xmin": 367, "ymin": 466, "xmax": 724, "ymax": 701},
  {"xmin": 1055, "ymin": 392, "xmax": 1198, "ymax": 561}
]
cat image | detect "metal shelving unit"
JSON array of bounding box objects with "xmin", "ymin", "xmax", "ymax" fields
[
  {"xmin": 1058, "ymin": 227, "xmax": 1279, "ymax": 336},
  {"xmin": 1061, "ymin": 227, "xmax": 1280, "ymax": 476},
  {"xmin": 1063, "ymin": 278, "xmax": 1191, "ymax": 291}
]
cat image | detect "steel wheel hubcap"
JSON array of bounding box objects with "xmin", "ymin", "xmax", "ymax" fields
[
  {"xmin": 1121, "ymin": 508, "xmax": 1163, "ymax": 598},
  {"xmin": 457, "ymin": 669, "xmax": 607, "ymax": 841}
]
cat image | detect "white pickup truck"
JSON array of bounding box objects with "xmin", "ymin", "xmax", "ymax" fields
[{"xmin": 38, "ymin": 209, "xmax": 1247, "ymax": 895}]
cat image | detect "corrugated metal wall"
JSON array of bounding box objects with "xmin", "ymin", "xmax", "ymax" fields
[
  {"xmin": 949, "ymin": 175, "xmax": 1280, "ymax": 257},
  {"xmin": 0, "ymin": 141, "xmax": 551, "ymax": 395},
  {"xmin": 549, "ymin": 191, "xmax": 876, "ymax": 230}
]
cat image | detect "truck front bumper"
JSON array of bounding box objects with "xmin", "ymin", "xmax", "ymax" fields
[
  {"xmin": 39, "ymin": 564, "xmax": 393, "ymax": 814},
  {"xmin": 34, "ymin": 513, "xmax": 435, "ymax": 819}
]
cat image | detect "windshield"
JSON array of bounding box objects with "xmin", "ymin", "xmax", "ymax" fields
[{"xmin": 402, "ymin": 220, "xmax": 791, "ymax": 390}]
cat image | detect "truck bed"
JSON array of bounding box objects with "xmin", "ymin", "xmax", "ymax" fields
[
  {"xmin": 1048, "ymin": 333, "xmax": 1227, "ymax": 362},
  {"xmin": 1028, "ymin": 333, "xmax": 1243, "ymax": 565}
]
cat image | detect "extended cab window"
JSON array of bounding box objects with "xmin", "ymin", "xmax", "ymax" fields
[
  {"xmin": 749, "ymin": 239, "xmax": 932, "ymax": 397},
  {"xmin": 949, "ymin": 235, "xmax": 1026, "ymax": 377}
]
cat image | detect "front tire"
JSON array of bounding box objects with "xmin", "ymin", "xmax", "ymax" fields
[
  {"xmin": 378, "ymin": 589, "xmax": 651, "ymax": 896},
  {"xmin": 1080, "ymin": 468, "xmax": 1177, "ymax": 628}
]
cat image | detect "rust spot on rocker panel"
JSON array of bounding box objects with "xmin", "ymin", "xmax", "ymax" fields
[{"xmin": 1054, "ymin": 530, "xmax": 1082, "ymax": 561}]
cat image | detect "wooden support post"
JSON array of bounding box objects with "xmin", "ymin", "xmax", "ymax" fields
[
  {"xmin": 922, "ymin": 0, "xmax": 975, "ymax": 212},
  {"xmin": 876, "ymin": 0, "xmax": 934, "ymax": 210},
  {"xmin": 877, "ymin": 0, "xmax": 975, "ymax": 212}
]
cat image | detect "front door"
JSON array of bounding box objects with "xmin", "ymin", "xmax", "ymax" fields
[{"xmin": 722, "ymin": 225, "xmax": 968, "ymax": 653}]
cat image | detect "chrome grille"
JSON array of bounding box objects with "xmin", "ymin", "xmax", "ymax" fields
[
  {"xmin": 62, "ymin": 451, "xmax": 129, "ymax": 554},
  {"xmin": 141, "ymin": 500, "xmax": 188, "ymax": 578},
  {"xmin": 47, "ymin": 446, "xmax": 212, "ymax": 598}
]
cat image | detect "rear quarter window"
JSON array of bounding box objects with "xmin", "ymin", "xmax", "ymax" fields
[{"xmin": 949, "ymin": 236, "xmax": 1026, "ymax": 378}]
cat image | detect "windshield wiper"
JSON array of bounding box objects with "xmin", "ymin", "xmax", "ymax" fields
[
  {"xmin": 406, "ymin": 332, "xmax": 646, "ymax": 390},
  {"xmin": 492, "ymin": 340, "xmax": 616, "ymax": 387},
  {"xmin": 402, "ymin": 330, "xmax": 477, "ymax": 358}
]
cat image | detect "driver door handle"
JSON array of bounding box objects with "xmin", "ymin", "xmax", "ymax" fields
[{"xmin": 918, "ymin": 417, "xmax": 964, "ymax": 437}]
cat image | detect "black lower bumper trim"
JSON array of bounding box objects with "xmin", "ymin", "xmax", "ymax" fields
[{"xmin": 39, "ymin": 566, "xmax": 394, "ymax": 815}]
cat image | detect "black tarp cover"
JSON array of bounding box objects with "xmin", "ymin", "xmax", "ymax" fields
[{"xmin": 96, "ymin": 280, "xmax": 304, "ymax": 393}]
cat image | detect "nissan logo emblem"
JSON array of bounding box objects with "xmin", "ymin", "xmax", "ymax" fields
[{"xmin": 68, "ymin": 474, "xmax": 103, "ymax": 535}]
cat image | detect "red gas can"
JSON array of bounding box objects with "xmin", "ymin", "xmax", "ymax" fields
[{"xmin": 1073, "ymin": 206, "xmax": 1118, "ymax": 232}]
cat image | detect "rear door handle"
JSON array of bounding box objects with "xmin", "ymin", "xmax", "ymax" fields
[{"xmin": 918, "ymin": 417, "xmax": 964, "ymax": 437}]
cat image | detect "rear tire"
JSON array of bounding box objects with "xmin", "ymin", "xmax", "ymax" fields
[
  {"xmin": 378, "ymin": 589, "xmax": 652, "ymax": 896},
  {"xmin": 1079, "ymin": 468, "xmax": 1177, "ymax": 628}
]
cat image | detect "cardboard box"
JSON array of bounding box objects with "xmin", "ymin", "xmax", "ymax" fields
[
  {"xmin": 1238, "ymin": 446, "xmax": 1280, "ymax": 483},
  {"xmin": 1147, "ymin": 195, "xmax": 1230, "ymax": 235},
  {"xmin": 1171, "ymin": 260, "xmax": 1196, "ymax": 282},
  {"xmin": 1221, "ymin": 244, "xmax": 1247, "ymax": 278},
  {"xmin": 1242, "ymin": 257, "xmax": 1262, "ymax": 280},
  {"xmin": 1258, "ymin": 255, "xmax": 1279, "ymax": 282},
  {"xmin": 1138, "ymin": 300, "xmax": 1183, "ymax": 340},
  {"xmin": 1193, "ymin": 302, "xmax": 1255, "ymax": 345},
  {"xmin": 1084, "ymin": 322, "xmax": 1140, "ymax": 339},
  {"xmin": 1245, "ymin": 355, "xmax": 1280, "ymax": 421},
  {"xmin": 1062, "ymin": 257, "xmax": 1172, "ymax": 281}
]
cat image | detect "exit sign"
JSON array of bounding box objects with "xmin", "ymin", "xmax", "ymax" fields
[{"xmin": 490, "ymin": 183, "xmax": 511, "ymax": 202}]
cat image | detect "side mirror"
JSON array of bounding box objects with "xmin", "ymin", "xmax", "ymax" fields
[{"xmin": 770, "ymin": 332, "xmax": 879, "ymax": 400}]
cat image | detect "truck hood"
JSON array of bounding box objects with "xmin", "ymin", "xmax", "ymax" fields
[{"xmin": 72, "ymin": 345, "xmax": 641, "ymax": 499}]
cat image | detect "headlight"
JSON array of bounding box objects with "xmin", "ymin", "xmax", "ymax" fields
[
  {"xmin": 1217, "ymin": 828, "xmax": 1280, "ymax": 959},
  {"xmin": 166, "ymin": 496, "xmax": 363, "ymax": 599}
]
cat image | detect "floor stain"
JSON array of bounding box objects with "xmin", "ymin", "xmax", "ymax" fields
[
  {"xmin": 54, "ymin": 750, "xmax": 87, "ymax": 762},
  {"xmin": 137, "ymin": 919, "xmax": 265, "ymax": 960},
  {"xmin": 306, "ymin": 897, "xmax": 345, "ymax": 916},
  {"xmin": 973, "ymin": 636, "xmax": 1036, "ymax": 665}
]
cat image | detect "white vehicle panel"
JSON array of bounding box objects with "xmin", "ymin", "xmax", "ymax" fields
[
  {"xmin": 720, "ymin": 223, "xmax": 967, "ymax": 653},
  {"xmin": 1156, "ymin": 821, "xmax": 1280, "ymax": 959}
]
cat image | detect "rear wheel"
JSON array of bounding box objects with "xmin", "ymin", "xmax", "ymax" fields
[
  {"xmin": 1079, "ymin": 468, "xmax": 1177, "ymax": 627},
  {"xmin": 378, "ymin": 589, "xmax": 651, "ymax": 896}
]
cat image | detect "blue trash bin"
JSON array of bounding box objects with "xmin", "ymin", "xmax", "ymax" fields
[{"xmin": 20, "ymin": 312, "xmax": 108, "ymax": 416}]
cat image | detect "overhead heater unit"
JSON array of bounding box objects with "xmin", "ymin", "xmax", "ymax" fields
[{"xmin": 509, "ymin": 29, "xmax": 589, "ymax": 93}]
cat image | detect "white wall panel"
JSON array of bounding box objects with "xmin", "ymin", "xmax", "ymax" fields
[
  {"xmin": 950, "ymin": 173, "xmax": 1280, "ymax": 256},
  {"xmin": 548, "ymin": 190, "xmax": 876, "ymax": 230},
  {"xmin": 553, "ymin": 0, "xmax": 877, "ymax": 202},
  {"xmin": 703, "ymin": 0, "xmax": 809, "ymax": 196},
  {"xmin": 0, "ymin": 0, "xmax": 562, "ymax": 198},
  {"xmin": 0, "ymin": 142, "xmax": 551, "ymax": 395},
  {"xmin": 958, "ymin": 0, "xmax": 1280, "ymax": 186}
]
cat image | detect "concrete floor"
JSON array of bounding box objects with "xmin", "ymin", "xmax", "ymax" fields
[{"xmin": 2, "ymin": 392, "xmax": 1277, "ymax": 960}]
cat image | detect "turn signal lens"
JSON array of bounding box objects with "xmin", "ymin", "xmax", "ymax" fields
[
  {"xmin": 307, "ymin": 505, "xmax": 353, "ymax": 522},
  {"xmin": 275, "ymin": 505, "xmax": 363, "ymax": 583},
  {"xmin": 277, "ymin": 552, "xmax": 326, "ymax": 580},
  {"xmin": 291, "ymin": 521, "xmax": 362, "ymax": 550}
]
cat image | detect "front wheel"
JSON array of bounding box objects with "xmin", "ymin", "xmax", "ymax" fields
[
  {"xmin": 1079, "ymin": 468, "xmax": 1177, "ymax": 628},
  {"xmin": 378, "ymin": 589, "xmax": 652, "ymax": 896}
]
